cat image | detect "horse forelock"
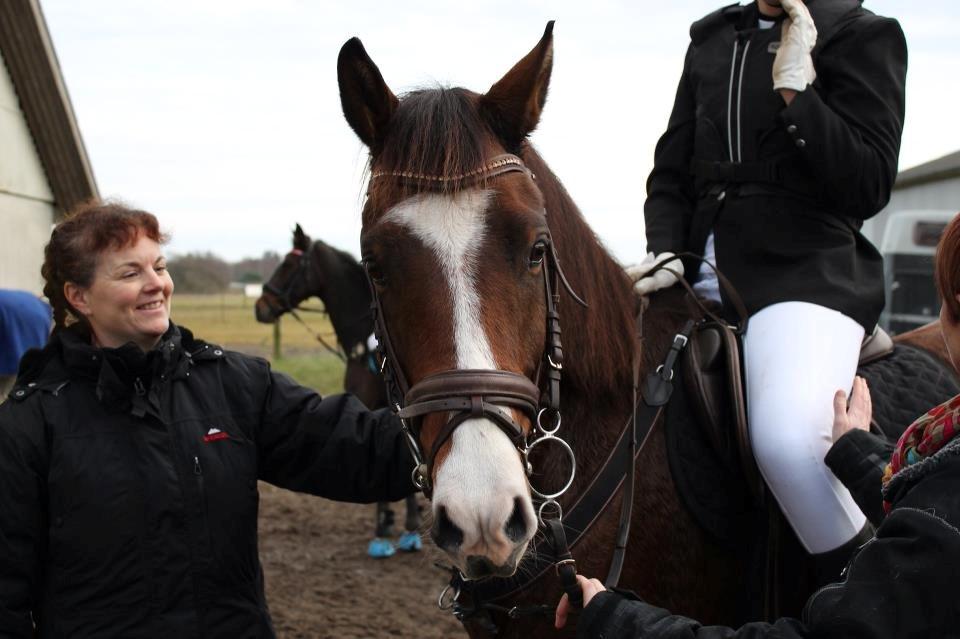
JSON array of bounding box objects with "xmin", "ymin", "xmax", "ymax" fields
[{"xmin": 366, "ymin": 87, "xmax": 496, "ymax": 213}]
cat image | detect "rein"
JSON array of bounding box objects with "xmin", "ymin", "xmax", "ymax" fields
[{"xmin": 362, "ymin": 153, "xmax": 694, "ymax": 633}]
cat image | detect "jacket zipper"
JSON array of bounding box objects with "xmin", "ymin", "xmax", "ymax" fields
[
  {"xmin": 134, "ymin": 377, "xmax": 146, "ymax": 396},
  {"xmin": 193, "ymin": 455, "xmax": 214, "ymax": 561},
  {"xmin": 726, "ymin": 40, "xmax": 739, "ymax": 162},
  {"xmin": 727, "ymin": 34, "xmax": 752, "ymax": 163}
]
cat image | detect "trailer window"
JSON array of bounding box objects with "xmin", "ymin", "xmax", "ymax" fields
[{"xmin": 914, "ymin": 222, "xmax": 947, "ymax": 247}]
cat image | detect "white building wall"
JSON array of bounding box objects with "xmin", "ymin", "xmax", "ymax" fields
[
  {"xmin": 0, "ymin": 50, "xmax": 56, "ymax": 294},
  {"xmin": 863, "ymin": 177, "xmax": 960, "ymax": 247}
]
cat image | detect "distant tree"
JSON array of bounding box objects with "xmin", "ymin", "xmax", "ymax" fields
[
  {"xmin": 168, "ymin": 253, "xmax": 231, "ymax": 293},
  {"xmin": 231, "ymin": 251, "xmax": 281, "ymax": 283}
]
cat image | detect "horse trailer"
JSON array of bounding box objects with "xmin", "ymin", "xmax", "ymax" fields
[{"xmin": 879, "ymin": 210, "xmax": 957, "ymax": 334}]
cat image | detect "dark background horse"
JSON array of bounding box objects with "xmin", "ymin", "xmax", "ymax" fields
[{"xmin": 255, "ymin": 225, "xmax": 421, "ymax": 554}]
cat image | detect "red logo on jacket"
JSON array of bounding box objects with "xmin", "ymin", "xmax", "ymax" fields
[{"xmin": 203, "ymin": 427, "xmax": 229, "ymax": 443}]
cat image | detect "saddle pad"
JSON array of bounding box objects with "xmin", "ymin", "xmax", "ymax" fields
[{"xmin": 858, "ymin": 343, "xmax": 960, "ymax": 441}]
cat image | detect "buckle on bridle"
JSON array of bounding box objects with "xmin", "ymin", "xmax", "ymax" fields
[{"xmin": 554, "ymin": 558, "xmax": 576, "ymax": 576}]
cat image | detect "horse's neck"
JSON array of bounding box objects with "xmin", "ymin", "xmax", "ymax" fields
[
  {"xmin": 312, "ymin": 246, "xmax": 373, "ymax": 350},
  {"xmin": 525, "ymin": 150, "xmax": 640, "ymax": 499}
]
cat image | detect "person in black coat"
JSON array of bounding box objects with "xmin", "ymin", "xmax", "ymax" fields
[
  {"xmin": 558, "ymin": 213, "xmax": 960, "ymax": 637},
  {"xmin": 629, "ymin": 0, "xmax": 907, "ymax": 564},
  {"xmin": 0, "ymin": 201, "xmax": 416, "ymax": 638}
]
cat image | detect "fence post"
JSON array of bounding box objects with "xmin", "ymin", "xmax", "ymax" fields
[{"xmin": 273, "ymin": 317, "xmax": 282, "ymax": 360}]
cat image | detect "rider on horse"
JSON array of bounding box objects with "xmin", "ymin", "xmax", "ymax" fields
[{"xmin": 630, "ymin": 0, "xmax": 906, "ymax": 573}]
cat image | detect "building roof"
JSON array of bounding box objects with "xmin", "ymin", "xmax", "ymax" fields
[
  {"xmin": 895, "ymin": 149, "xmax": 960, "ymax": 190},
  {"xmin": 0, "ymin": 0, "xmax": 98, "ymax": 215}
]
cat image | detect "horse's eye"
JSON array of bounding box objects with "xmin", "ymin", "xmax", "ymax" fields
[
  {"xmin": 364, "ymin": 260, "xmax": 387, "ymax": 287},
  {"xmin": 528, "ymin": 241, "xmax": 547, "ymax": 269}
]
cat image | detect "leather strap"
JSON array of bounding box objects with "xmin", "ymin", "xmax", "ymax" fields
[{"xmin": 544, "ymin": 519, "xmax": 582, "ymax": 608}]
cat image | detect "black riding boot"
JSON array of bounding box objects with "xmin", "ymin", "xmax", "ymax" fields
[{"xmin": 812, "ymin": 522, "xmax": 875, "ymax": 587}]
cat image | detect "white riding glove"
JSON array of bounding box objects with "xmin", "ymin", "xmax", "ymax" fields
[
  {"xmin": 773, "ymin": 0, "xmax": 818, "ymax": 92},
  {"xmin": 626, "ymin": 252, "xmax": 684, "ymax": 297}
]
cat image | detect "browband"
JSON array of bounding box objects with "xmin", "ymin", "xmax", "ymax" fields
[{"xmin": 371, "ymin": 154, "xmax": 533, "ymax": 190}]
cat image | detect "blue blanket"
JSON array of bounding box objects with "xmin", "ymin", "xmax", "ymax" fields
[{"xmin": 0, "ymin": 290, "xmax": 52, "ymax": 375}]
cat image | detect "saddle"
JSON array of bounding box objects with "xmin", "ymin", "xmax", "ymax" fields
[{"xmin": 683, "ymin": 321, "xmax": 897, "ymax": 506}]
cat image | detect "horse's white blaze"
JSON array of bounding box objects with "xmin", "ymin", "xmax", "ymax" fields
[{"xmin": 385, "ymin": 191, "xmax": 534, "ymax": 564}]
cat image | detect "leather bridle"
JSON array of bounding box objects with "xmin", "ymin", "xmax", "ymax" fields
[
  {"xmin": 362, "ymin": 154, "xmax": 586, "ymax": 505},
  {"xmin": 262, "ymin": 248, "xmax": 312, "ymax": 317}
]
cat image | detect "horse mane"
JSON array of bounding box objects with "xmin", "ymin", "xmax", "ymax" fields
[{"xmin": 521, "ymin": 147, "xmax": 639, "ymax": 402}]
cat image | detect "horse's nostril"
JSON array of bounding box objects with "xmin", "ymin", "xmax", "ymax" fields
[
  {"xmin": 465, "ymin": 555, "xmax": 495, "ymax": 579},
  {"xmin": 504, "ymin": 497, "xmax": 529, "ymax": 543},
  {"xmin": 431, "ymin": 506, "xmax": 464, "ymax": 553}
]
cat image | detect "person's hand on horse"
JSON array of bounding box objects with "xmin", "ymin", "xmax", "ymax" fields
[
  {"xmin": 555, "ymin": 575, "xmax": 606, "ymax": 629},
  {"xmin": 626, "ymin": 252, "xmax": 684, "ymax": 297},
  {"xmin": 832, "ymin": 375, "xmax": 872, "ymax": 442},
  {"xmin": 773, "ymin": 0, "xmax": 817, "ymax": 97}
]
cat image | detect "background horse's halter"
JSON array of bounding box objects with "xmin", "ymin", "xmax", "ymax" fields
[
  {"xmin": 262, "ymin": 248, "xmax": 312, "ymax": 316},
  {"xmin": 362, "ymin": 155, "xmax": 586, "ymax": 516}
]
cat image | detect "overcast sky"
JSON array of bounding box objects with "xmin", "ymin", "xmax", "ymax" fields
[{"xmin": 40, "ymin": 1, "xmax": 960, "ymax": 264}]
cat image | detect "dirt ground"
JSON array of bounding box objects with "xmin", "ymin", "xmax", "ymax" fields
[{"xmin": 258, "ymin": 482, "xmax": 467, "ymax": 638}]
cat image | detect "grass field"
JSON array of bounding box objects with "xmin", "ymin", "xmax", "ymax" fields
[{"xmin": 170, "ymin": 293, "xmax": 346, "ymax": 395}]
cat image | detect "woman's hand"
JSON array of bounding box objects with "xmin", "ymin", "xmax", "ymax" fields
[
  {"xmin": 555, "ymin": 575, "xmax": 606, "ymax": 629},
  {"xmin": 832, "ymin": 376, "xmax": 872, "ymax": 442}
]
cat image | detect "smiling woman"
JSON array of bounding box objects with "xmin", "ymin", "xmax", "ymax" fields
[
  {"xmin": 0, "ymin": 201, "xmax": 419, "ymax": 638},
  {"xmin": 43, "ymin": 201, "xmax": 173, "ymax": 349}
]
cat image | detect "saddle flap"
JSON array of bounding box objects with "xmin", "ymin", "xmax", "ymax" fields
[{"xmin": 681, "ymin": 321, "xmax": 765, "ymax": 504}]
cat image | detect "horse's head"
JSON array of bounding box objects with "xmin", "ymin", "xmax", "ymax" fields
[
  {"xmin": 339, "ymin": 23, "xmax": 570, "ymax": 578},
  {"xmin": 255, "ymin": 224, "xmax": 317, "ymax": 322}
]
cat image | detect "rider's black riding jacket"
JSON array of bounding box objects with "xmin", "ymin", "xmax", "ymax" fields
[
  {"xmin": 644, "ymin": 0, "xmax": 907, "ymax": 331},
  {"xmin": 0, "ymin": 323, "xmax": 415, "ymax": 638}
]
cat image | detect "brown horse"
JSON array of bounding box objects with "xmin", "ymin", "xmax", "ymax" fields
[{"xmin": 337, "ymin": 22, "xmax": 955, "ymax": 638}]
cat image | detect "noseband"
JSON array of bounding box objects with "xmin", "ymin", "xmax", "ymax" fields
[{"xmin": 362, "ymin": 154, "xmax": 586, "ymax": 507}]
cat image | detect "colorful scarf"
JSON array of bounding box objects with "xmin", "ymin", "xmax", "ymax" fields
[{"xmin": 882, "ymin": 393, "xmax": 960, "ymax": 514}]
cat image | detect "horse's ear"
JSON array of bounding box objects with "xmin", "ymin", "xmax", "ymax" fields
[
  {"xmin": 337, "ymin": 37, "xmax": 399, "ymax": 152},
  {"xmin": 293, "ymin": 224, "xmax": 310, "ymax": 251},
  {"xmin": 479, "ymin": 21, "xmax": 554, "ymax": 150}
]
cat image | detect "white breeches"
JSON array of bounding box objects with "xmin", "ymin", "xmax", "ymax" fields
[{"xmin": 743, "ymin": 302, "xmax": 867, "ymax": 553}]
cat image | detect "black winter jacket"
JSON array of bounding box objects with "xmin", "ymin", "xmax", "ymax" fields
[
  {"xmin": 0, "ymin": 324, "xmax": 415, "ymax": 638},
  {"xmin": 575, "ymin": 432, "xmax": 960, "ymax": 639},
  {"xmin": 644, "ymin": 0, "xmax": 907, "ymax": 331}
]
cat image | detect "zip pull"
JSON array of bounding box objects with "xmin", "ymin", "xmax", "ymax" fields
[
  {"xmin": 193, "ymin": 455, "xmax": 202, "ymax": 475},
  {"xmin": 133, "ymin": 377, "xmax": 146, "ymax": 396}
]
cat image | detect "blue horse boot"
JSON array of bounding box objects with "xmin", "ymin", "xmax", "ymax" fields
[
  {"xmin": 396, "ymin": 531, "xmax": 423, "ymax": 552},
  {"xmin": 367, "ymin": 537, "xmax": 395, "ymax": 558}
]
